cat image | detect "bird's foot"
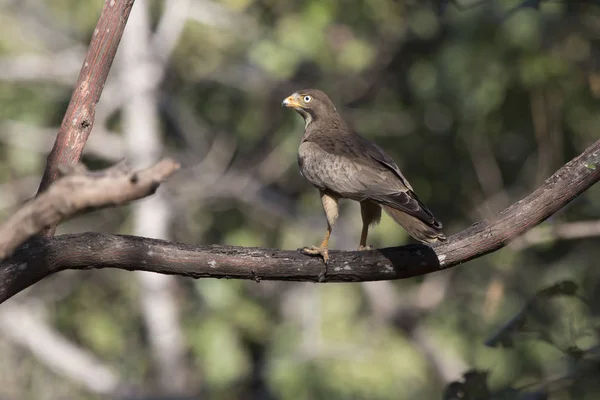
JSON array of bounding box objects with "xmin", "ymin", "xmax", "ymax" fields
[
  {"xmin": 357, "ymin": 245, "xmax": 373, "ymax": 251},
  {"xmin": 301, "ymin": 246, "xmax": 329, "ymax": 282},
  {"xmin": 301, "ymin": 246, "xmax": 330, "ymax": 263}
]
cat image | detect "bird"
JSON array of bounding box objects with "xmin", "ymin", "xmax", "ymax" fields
[{"xmin": 282, "ymin": 89, "xmax": 445, "ymax": 266}]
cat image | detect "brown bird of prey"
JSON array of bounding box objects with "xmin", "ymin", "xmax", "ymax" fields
[{"xmin": 283, "ymin": 89, "xmax": 445, "ymax": 264}]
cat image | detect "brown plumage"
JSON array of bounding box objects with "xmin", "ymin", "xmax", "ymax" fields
[{"xmin": 283, "ymin": 89, "xmax": 445, "ymax": 264}]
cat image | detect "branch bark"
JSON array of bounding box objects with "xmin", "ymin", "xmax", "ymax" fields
[
  {"xmin": 36, "ymin": 0, "xmax": 136, "ymax": 236},
  {"xmin": 1, "ymin": 138, "xmax": 599, "ymax": 303}
]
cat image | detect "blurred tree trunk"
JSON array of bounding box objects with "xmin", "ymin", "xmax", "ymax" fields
[{"xmin": 121, "ymin": 2, "xmax": 189, "ymax": 394}]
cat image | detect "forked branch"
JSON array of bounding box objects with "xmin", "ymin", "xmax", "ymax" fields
[
  {"xmin": 37, "ymin": 0, "xmax": 136, "ymax": 236},
  {"xmin": 0, "ymin": 159, "xmax": 179, "ymax": 260}
]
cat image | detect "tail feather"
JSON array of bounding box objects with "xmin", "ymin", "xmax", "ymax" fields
[{"xmin": 382, "ymin": 205, "xmax": 446, "ymax": 243}]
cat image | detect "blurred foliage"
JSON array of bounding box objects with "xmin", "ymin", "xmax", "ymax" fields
[{"xmin": 1, "ymin": 0, "xmax": 600, "ymax": 399}]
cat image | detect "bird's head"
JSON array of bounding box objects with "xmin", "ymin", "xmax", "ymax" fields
[{"xmin": 282, "ymin": 89, "xmax": 338, "ymax": 128}]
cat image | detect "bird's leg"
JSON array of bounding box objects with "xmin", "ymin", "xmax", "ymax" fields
[
  {"xmin": 358, "ymin": 200, "xmax": 381, "ymax": 251},
  {"xmin": 358, "ymin": 222, "xmax": 371, "ymax": 251},
  {"xmin": 302, "ymin": 192, "xmax": 338, "ymax": 280}
]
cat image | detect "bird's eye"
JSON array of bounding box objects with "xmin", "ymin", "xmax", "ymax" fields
[{"xmin": 303, "ymin": 95, "xmax": 312, "ymax": 103}]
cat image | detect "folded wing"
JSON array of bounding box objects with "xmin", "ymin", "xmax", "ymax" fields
[{"xmin": 298, "ymin": 132, "xmax": 442, "ymax": 230}]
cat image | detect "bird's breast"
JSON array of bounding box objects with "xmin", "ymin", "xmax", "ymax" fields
[{"xmin": 298, "ymin": 142, "xmax": 326, "ymax": 189}]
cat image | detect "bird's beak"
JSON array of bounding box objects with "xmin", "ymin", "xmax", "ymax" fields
[{"xmin": 282, "ymin": 94, "xmax": 301, "ymax": 109}]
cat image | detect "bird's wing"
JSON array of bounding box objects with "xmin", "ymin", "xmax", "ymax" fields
[
  {"xmin": 299, "ymin": 131, "xmax": 440, "ymax": 227},
  {"xmin": 361, "ymin": 137, "xmax": 414, "ymax": 191}
]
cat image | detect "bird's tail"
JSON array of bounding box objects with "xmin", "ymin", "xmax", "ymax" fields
[{"xmin": 382, "ymin": 206, "xmax": 446, "ymax": 243}]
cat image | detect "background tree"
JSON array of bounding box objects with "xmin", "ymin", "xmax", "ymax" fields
[{"xmin": 0, "ymin": 0, "xmax": 599, "ymax": 399}]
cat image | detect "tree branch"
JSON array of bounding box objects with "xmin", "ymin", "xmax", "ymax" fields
[
  {"xmin": 0, "ymin": 159, "xmax": 179, "ymax": 260},
  {"xmin": 36, "ymin": 0, "xmax": 136, "ymax": 236},
  {"xmin": 1, "ymin": 138, "xmax": 599, "ymax": 303},
  {"xmin": 0, "ymin": 303, "xmax": 125, "ymax": 395}
]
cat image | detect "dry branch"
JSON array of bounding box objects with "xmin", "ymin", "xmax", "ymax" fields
[
  {"xmin": 36, "ymin": 0, "xmax": 136, "ymax": 236},
  {"xmin": 0, "ymin": 159, "xmax": 179, "ymax": 260},
  {"xmin": 1, "ymin": 139, "xmax": 599, "ymax": 303}
]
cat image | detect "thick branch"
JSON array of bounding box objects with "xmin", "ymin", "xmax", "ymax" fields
[
  {"xmin": 0, "ymin": 159, "xmax": 179, "ymax": 260},
  {"xmin": 1, "ymin": 139, "xmax": 599, "ymax": 303},
  {"xmin": 36, "ymin": 0, "xmax": 135, "ymax": 235}
]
